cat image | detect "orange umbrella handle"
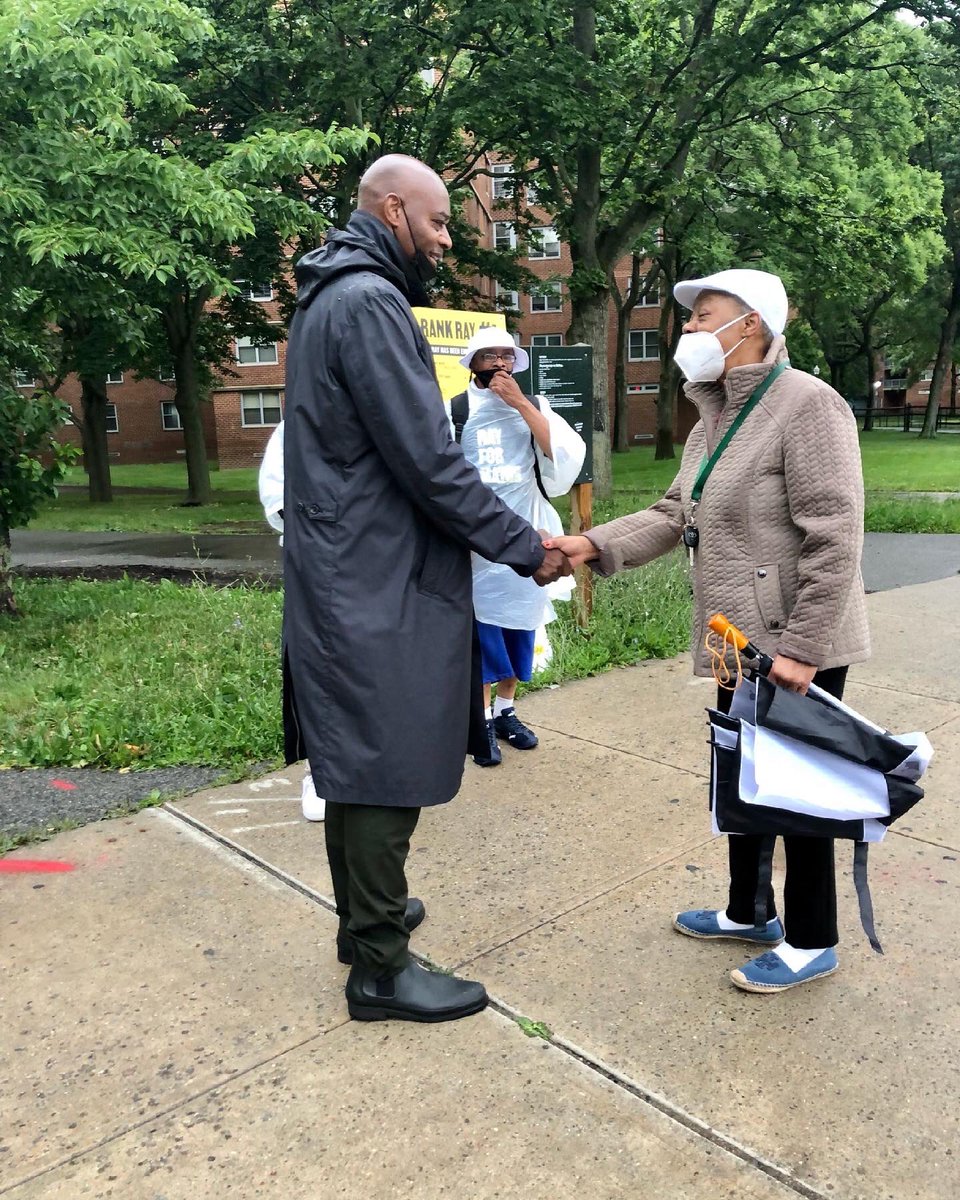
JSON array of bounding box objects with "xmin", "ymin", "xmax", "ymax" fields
[{"xmin": 706, "ymin": 614, "xmax": 774, "ymax": 675}]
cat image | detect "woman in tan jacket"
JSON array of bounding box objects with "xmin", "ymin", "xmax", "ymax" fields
[{"xmin": 546, "ymin": 268, "xmax": 870, "ymax": 993}]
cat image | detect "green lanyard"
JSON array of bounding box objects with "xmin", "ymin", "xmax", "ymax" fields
[{"xmin": 690, "ymin": 362, "xmax": 789, "ymax": 504}]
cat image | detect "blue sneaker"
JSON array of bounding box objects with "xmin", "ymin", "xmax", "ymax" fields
[
  {"xmin": 673, "ymin": 909, "xmax": 784, "ymax": 944},
  {"xmin": 473, "ymin": 718, "xmax": 502, "ymax": 767},
  {"xmin": 493, "ymin": 708, "xmax": 538, "ymax": 750},
  {"xmin": 730, "ymin": 948, "xmax": 838, "ymax": 993}
]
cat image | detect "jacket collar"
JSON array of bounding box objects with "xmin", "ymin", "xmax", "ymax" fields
[{"xmin": 294, "ymin": 210, "xmax": 429, "ymax": 309}]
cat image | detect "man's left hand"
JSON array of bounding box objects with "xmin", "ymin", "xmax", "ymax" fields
[
  {"xmin": 768, "ymin": 654, "xmax": 818, "ymax": 694},
  {"xmin": 487, "ymin": 370, "xmax": 529, "ymax": 411}
]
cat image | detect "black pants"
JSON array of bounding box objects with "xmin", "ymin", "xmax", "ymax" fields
[
  {"xmin": 324, "ymin": 802, "xmax": 421, "ymax": 977},
  {"xmin": 717, "ymin": 666, "xmax": 848, "ymax": 950}
]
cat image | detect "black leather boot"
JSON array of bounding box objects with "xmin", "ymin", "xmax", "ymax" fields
[
  {"xmin": 336, "ymin": 897, "xmax": 426, "ymax": 965},
  {"xmin": 346, "ymin": 960, "xmax": 488, "ymax": 1022}
]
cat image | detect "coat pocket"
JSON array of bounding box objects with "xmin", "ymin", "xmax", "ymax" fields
[
  {"xmin": 753, "ymin": 563, "xmax": 788, "ymax": 632},
  {"xmin": 417, "ymin": 536, "xmax": 461, "ymax": 598}
]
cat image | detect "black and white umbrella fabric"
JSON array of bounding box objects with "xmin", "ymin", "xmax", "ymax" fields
[{"xmin": 705, "ymin": 617, "xmax": 933, "ymax": 953}]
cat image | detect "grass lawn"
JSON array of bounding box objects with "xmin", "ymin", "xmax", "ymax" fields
[
  {"xmin": 61, "ymin": 463, "xmax": 260, "ymax": 491},
  {"xmin": 25, "ymin": 428, "xmax": 960, "ymax": 536},
  {"xmin": 0, "ymin": 564, "xmax": 690, "ymax": 770},
  {"xmin": 858, "ymin": 432, "xmax": 960, "ymax": 492},
  {"xmin": 29, "ymin": 490, "xmax": 267, "ymax": 534}
]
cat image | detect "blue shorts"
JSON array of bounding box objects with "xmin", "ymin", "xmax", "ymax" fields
[{"xmin": 476, "ymin": 621, "xmax": 536, "ymax": 685}]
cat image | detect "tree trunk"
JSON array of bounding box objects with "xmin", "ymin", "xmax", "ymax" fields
[
  {"xmin": 173, "ymin": 345, "xmax": 211, "ymax": 505},
  {"xmin": 827, "ymin": 358, "xmax": 843, "ymax": 392},
  {"xmin": 79, "ymin": 375, "xmax": 113, "ymax": 502},
  {"xmin": 611, "ymin": 256, "xmax": 644, "ymax": 455},
  {"xmin": 0, "ymin": 525, "xmax": 18, "ymax": 618},
  {"xmin": 164, "ymin": 289, "xmax": 212, "ymax": 505},
  {"xmin": 862, "ymin": 328, "xmax": 877, "ymax": 433},
  {"xmin": 565, "ymin": 2, "xmax": 613, "ymax": 497},
  {"xmin": 655, "ymin": 296, "xmax": 679, "ymax": 461},
  {"xmin": 920, "ymin": 266, "xmax": 960, "ymax": 439},
  {"xmin": 612, "ymin": 296, "xmax": 630, "ymax": 453},
  {"xmin": 569, "ymin": 287, "xmax": 612, "ymax": 498}
]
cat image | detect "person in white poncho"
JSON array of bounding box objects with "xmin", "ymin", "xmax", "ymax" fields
[{"xmin": 452, "ymin": 328, "xmax": 586, "ymax": 767}]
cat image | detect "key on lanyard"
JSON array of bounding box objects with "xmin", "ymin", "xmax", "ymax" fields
[{"xmin": 682, "ymin": 503, "xmax": 699, "ymax": 568}]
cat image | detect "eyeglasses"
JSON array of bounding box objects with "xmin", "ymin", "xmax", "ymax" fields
[{"xmin": 479, "ymin": 351, "xmax": 517, "ymax": 364}]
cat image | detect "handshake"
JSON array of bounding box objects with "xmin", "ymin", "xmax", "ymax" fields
[{"xmin": 532, "ymin": 532, "xmax": 598, "ymax": 587}]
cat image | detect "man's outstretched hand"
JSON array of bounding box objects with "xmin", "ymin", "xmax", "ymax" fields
[{"xmin": 533, "ymin": 530, "xmax": 574, "ymax": 586}]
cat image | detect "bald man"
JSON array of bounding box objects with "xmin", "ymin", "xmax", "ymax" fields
[{"xmin": 283, "ymin": 154, "xmax": 571, "ymax": 1023}]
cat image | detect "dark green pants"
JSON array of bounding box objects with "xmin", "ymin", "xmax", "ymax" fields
[{"xmin": 324, "ymin": 802, "xmax": 421, "ymax": 977}]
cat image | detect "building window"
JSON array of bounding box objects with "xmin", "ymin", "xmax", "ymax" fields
[
  {"xmin": 235, "ymin": 336, "xmax": 279, "ymax": 366},
  {"xmin": 105, "ymin": 403, "xmax": 119, "ymax": 433},
  {"xmin": 531, "ymin": 283, "xmax": 563, "ymax": 313},
  {"xmin": 106, "ymin": 371, "xmax": 123, "ymax": 385},
  {"xmin": 921, "ymin": 369, "xmax": 934, "ymax": 381},
  {"xmin": 161, "ymin": 402, "xmax": 182, "ymax": 430},
  {"xmin": 639, "ymin": 276, "xmax": 661, "ymax": 306},
  {"xmin": 159, "ymin": 366, "xmax": 176, "ymax": 382},
  {"xmin": 531, "ymin": 334, "xmax": 564, "ymax": 346},
  {"xmin": 495, "ymin": 282, "xmax": 519, "ymax": 309},
  {"xmin": 528, "ymin": 225, "xmax": 560, "ymax": 260},
  {"xmin": 241, "ymin": 390, "xmax": 283, "ymax": 427},
  {"xmin": 491, "ymin": 163, "xmax": 514, "ymax": 201},
  {"xmin": 236, "ymin": 280, "xmax": 273, "ymax": 301},
  {"xmin": 526, "ymin": 181, "xmax": 541, "ymax": 205},
  {"xmin": 628, "ymin": 330, "xmax": 659, "ymax": 361},
  {"xmin": 493, "ymin": 222, "xmax": 516, "ymax": 252},
  {"xmin": 14, "ymin": 370, "xmax": 34, "ymax": 388}
]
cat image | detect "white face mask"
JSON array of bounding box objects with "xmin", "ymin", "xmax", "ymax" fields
[{"xmin": 674, "ymin": 313, "xmax": 748, "ymax": 383}]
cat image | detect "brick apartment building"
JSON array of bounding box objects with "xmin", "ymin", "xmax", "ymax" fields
[{"xmin": 20, "ymin": 157, "xmax": 949, "ymax": 470}]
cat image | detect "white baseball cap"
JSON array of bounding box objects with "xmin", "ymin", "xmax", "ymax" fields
[
  {"xmin": 674, "ymin": 269, "xmax": 789, "ymax": 336},
  {"xmin": 459, "ymin": 326, "xmax": 529, "ymax": 373}
]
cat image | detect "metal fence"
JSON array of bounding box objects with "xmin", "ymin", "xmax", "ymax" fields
[{"xmin": 848, "ymin": 403, "xmax": 960, "ymax": 432}]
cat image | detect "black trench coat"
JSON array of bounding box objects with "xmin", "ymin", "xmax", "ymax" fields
[{"xmin": 282, "ymin": 211, "xmax": 545, "ymax": 807}]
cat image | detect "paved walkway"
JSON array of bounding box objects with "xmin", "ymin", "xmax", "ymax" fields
[
  {"xmin": 11, "ymin": 528, "xmax": 960, "ymax": 592},
  {"xmin": 2, "ymin": 575, "xmax": 958, "ymax": 1198}
]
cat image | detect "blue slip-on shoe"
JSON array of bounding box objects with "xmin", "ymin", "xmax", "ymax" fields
[
  {"xmin": 673, "ymin": 909, "xmax": 784, "ymax": 944},
  {"xmin": 493, "ymin": 708, "xmax": 538, "ymax": 750},
  {"xmin": 730, "ymin": 947, "xmax": 838, "ymax": 993}
]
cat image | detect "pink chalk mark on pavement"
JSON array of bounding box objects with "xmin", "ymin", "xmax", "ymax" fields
[
  {"xmin": 0, "ymin": 860, "xmax": 76, "ymax": 874},
  {"xmin": 50, "ymin": 779, "xmax": 77, "ymax": 791}
]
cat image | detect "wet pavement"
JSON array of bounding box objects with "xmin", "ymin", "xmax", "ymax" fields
[
  {"xmin": 0, "ymin": 766, "xmax": 232, "ymax": 843},
  {"xmin": 11, "ymin": 527, "xmax": 960, "ymax": 592}
]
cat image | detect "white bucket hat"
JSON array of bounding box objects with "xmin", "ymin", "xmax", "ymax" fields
[
  {"xmin": 674, "ymin": 269, "xmax": 789, "ymax": 336},
  {"xmin": 458, "ymin": 326, "xmax": 529, "ymax": 373}
]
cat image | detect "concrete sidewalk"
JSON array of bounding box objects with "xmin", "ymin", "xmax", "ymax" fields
[{"xmin": 2, "ymin": 576, "xmax": 958, "ymax": 1199}]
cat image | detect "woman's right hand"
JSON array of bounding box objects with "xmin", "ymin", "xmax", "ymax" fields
[{"xmin": 541, "ymin": 534, "xmax": 598, "ymax": 569}]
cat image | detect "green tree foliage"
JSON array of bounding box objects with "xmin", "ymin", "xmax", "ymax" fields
[
  {"xmin": 0, "ymin": 0, "xmax": 370, "ymax": 505},
  {"xmin": 0, "ymin": 384, "xmax": 77, "ymax": 617},
  {"xmin": 452, "ymin": 1, "xmax": 956, "ymax": 494}
]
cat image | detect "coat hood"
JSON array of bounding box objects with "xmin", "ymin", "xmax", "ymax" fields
[{"xmin": 294, "ymin": 210, "xmax": 429, "ymax": 310}]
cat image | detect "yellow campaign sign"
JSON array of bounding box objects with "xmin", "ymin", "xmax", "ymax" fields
[{"xmin": 412, "ymin": 308, "xmax": 507, "ymax": 403}]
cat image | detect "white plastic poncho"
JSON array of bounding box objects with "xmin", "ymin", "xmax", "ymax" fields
[
  {"xmin": 258, "ymin": 422, "xmax": 285, "ymax": 537},
  {"xmin": 453, "ymin": 381, "xmax": 587, "ymax": 630}
]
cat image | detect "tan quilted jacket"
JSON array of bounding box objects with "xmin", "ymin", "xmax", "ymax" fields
[{"xmin": 588, "ymin": 337, "xmax": 871, "ymax": 676}]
